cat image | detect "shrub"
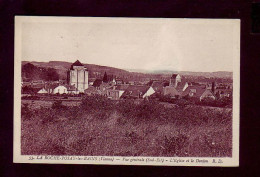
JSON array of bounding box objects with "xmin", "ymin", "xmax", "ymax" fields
[
  {"xmin": 216, "ymin": 97, "xmax": 232, "ymax": 108},
  {"xmin": 21, "ymin": 103, "xmax": 33, "ymax": 120},
  {"xmin": 199, "ymin": 96, "xmax": 232, "ymax": 108},
  {"xmin": 39, "ymin": 108, "xmax": 58, "ymax": 124},
  {"xmin": 93, "ymin": 111, "xmax": 112, "ymax": 120},
  {"xmin": 157, "ymin": 94, "xmax": 176, "ymax": 104},
  {"xmin": 52, "ymin": 100, "xmax": 65, "ymax": 109},
  {"xmin": 200, "ymin": 97, "xmax": 215, "ymax": 105},
  {"xmin": 163, "ymin": 133, "xmax": 189, "ymax": 156},
  {"xmin": 21, "ymin": 95, "xmax": 232, "ymax": 157},
  {"xmin": 116, "ymin": 99, "xmax": 137, "ymax": 119},
  {"xmin": 125, "ymin": 131, "xmax": 139, "ymax": 144},
  {"xmin": 116, "ymin": 99, "xmax": 165, "ymax": 122},
  {"xmin": 81, "ymin": 95, "xmax": 115, "ymax": 111},
  {"xmin": 64, "ymin": 106, "xmax": 83, "ymax": 120},
  {"xmin": 175, "ymin": 99, "xmax": 190, "ymax": 108}
]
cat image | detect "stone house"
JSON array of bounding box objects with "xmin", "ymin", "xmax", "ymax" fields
[
  {"xmin": 163, "ymin": 86, "xmax": 180, "ymax": 98},
  {"xmin": 106, "ymin": 85, "xmax": 129, "ymax": 100},
  {"xmin": 181, "ymin": 86, "xmax": 216, "ymax": 101},
  {"xmin": 121, "ymin": 85, "xmax": 155, "ymax": 99}
]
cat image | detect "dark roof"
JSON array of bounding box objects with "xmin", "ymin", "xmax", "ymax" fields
[
  {"xmin": 121, "ymin": 85, "xmax": 150, "ymax": 98},
  {"xmin": 163, "ymin": 86, "xmax": 180, "ymax": 96},
  {"xmin": 32, "ymin": 88, "xmax": 43, "ymax": 93},
  {"xmin": 175, "ymin": 81, "xmax": 187, "ymax": 92},
  {"xmin": 163, "ymin": 81, "xmax": 170, "ymax": 87},
  {"xmin": 84, "ymin": 86, "xmax": 99, "ymax": 94},
  {"xmin": 22, "ymin": 86, "xmax": 46, "ymax": 94},
  {"xmin": 152, "ymin": 81, "xmax": 163, "ymax": 87},
  {"xmin": 171, "ymin": 74, "xmax": 179, "ymax": 79},
  {"xmin": 115, "ymin": 85, "xmax": 129, "ymax": 91},
  {"xmin": 214, "ymin": 88, "xmax": 232, "ymax": 94},
  {"xmin": 70, "ymin": 60, "xmax": 84, "ymax": 69},
  {"xmin": 190, "ymin": 82, "xmax": 201, "ymax": 86},
  {"xmin": 31, "ymin": 83, "xmax": 45, "ymax": 88},
  {"xmin": 151, "ymin": 81, "xmax": 164, "ymax": 93},
  {"xmin": 181, "ymin": 86, "xmax": 210, "ymax": 98},
  {"xmin": 147, "ymin": 80, "xmax": 158, "ymax": 86},
  {"xmin": 45, "ymin": 83, "xmax": 59, "ymax": 90},
  {"xmin": 101, "ymin": 83, "xmax": 113, "ymax": 89}
]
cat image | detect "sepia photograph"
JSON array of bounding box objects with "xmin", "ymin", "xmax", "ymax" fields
[{"xmin": 14, "ymin": 16, "xmax": 240, "ymax": 166}]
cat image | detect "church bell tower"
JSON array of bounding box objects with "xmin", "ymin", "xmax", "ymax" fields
[{"xmin": 67, "ymin": 60, "xmax": 88, "ymax": 93}]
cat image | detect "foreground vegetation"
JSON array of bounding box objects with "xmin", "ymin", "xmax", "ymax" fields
[{"xmin": 21, "ymin": 95, "xmax": 232, "ymax": 157}]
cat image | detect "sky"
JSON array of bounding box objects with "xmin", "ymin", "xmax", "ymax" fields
[{"xmin": 20, "ymin": 17, "xmax": 240, "ymax": 72}]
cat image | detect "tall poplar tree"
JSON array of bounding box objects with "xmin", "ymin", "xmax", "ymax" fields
[{"xmin": 103, "ymin": 72, "xmax": 108, "ymax": 83}]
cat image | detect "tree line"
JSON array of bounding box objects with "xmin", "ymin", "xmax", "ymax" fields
[{"xmin": 22, "ymin": 63, "xmax": 59, "ymax": 81}]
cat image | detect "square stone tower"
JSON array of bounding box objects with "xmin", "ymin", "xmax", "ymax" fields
[
  {"xmin": 67, "ymin": 60, "xmax": 88, "ymax": 93},
  {"xmin": 169, "ymin": 74, "xmax": 181, "ymax": 88}
]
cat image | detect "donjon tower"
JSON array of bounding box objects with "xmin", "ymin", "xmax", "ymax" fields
[{"xmin": 67, "ymin": 60, "xmax": 88, "ymax": 93}]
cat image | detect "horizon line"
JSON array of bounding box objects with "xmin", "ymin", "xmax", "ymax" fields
[{"xmin": 22, "ymin": 60, "xmax": 233, "ymax": 73}]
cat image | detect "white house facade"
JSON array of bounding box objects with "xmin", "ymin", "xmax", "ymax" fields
[
  {"xmin": 142, "ymin": 87, "xmax": 155, "ymax": 98},
  {"xmin": 53, "ymin": 85, "xmax": 68, "ymax": 94}
]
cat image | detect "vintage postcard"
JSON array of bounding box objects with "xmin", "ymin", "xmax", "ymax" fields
[{"xmin": 14, "ymin": 16, "xmax": 240, "ymax": 166}]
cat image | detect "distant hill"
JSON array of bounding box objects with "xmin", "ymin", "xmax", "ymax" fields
[
  {"xmin": 126, "ymin": 68, "xmax": 232, "ymax": 78},
  {"xmin": 22, "ymin": 61, "xmax": 233, "ymax": 82},
  {"xmin": 22, "ymin": 61, "xmax": 134, "ymax": 80}
]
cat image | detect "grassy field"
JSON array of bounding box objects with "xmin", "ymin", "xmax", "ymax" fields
[{"xmin": 21, "ymin": 96, "xmax": 232, "ymax": 157}]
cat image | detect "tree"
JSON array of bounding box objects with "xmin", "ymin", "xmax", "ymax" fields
[
  {"xmin": 22, "ymin": 63, "xmax": 36, "ymax": 80},
  {"xmin": 211, "ymin": 82, "xmax": 215, "ymax": 93},
  {"xmin": 22, "ymin": 63, "xmax": 60, "ymax": 81},
  {"xmin": 103, "ymin": 72, "xmax": 108, "ymax": 83},
  {"xmin": 46, "ymin": 68, "xmax": 59, "ymax": 81}
]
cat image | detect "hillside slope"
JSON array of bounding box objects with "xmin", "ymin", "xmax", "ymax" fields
[
  {"xmin": 22, "ymin": 61, "xmax": 132, "ymax": 80},
  {"xmin": 22, "ymin": 61, "xmax": 233, "ymax": 81}
]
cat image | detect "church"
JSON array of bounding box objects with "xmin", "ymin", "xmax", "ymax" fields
[{"xmin": 67, "ymin": 60, "xmax": 88, "ymax": 93}]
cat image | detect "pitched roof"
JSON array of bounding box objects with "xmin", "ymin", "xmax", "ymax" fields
[
  {"xmin": 100, "ymin": 82, "xmax": 112, "ymax": 88},
  {"xmin": 45, "ymin": 83, "xmax": 59, "ymax": 90},
  {"xmin": 151, "ymin": 81, "xmax": 164, "ymax": 93},
  {"xmin": 70, "ymin": 60, "xmax": 84, "ymax": 69},
  {"xmin": 31, "ymin": 87, "xmax": 42, "ymax": 93},
  {"xmin": 115, "ymin": 84, "xmax": 129, "ymax": 91},
  {"xmin": 214, "ymin": 88, "xmax": 232, "ymax": 94},
  {"xmin": 181, "ymin": 85, "xmax": 209, "ymax": 98},
  {"xmin": 31, "ymin": 83, "xmax": 45, "ymax": 88},
  {"xmin": 175, "ymin": 81, "xmax": 187, "ymax": 92},
  {"xmin": 121, "ymin": 85, "xmax": 150, "ymax": 98},
  {"xmin": 147, "ymin": 80, "xmax": 157, "ymax": 86},
  {"xmin": 171, "ymin": 74, "xmax": 179, "ymax": 79},
  {"xmin": 84, "ymin": 86, "xmax": 99, "ymax": 94},
  {"xmin": 163, "ymin": 86, "xmax": 180, "ymax": 96}
]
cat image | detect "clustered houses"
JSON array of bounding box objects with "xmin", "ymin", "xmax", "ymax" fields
[
  {"xmin": 149, "ymin": 74, "xmax": 231, "ymax": 101},
  {"xmin": 177, "ymin": 75, "xmax": 215, "ymax": 101},
  {"xmin": 85, "ymin": 73, "xmax": 155, "ymax": 100},
  {"xmin": 22, "ymin": 60, "xmax": 232, "ymax": 101}
]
